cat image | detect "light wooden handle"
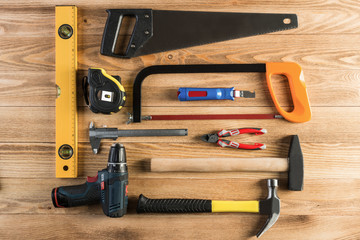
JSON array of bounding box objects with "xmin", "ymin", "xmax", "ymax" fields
[{"xmin": 151, "ymin": 158, "xmax": 288, "ymax": 172}]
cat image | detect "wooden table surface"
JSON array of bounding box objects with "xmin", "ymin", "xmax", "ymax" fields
[{"xmin": 1, "ymin": 1, "xmax": 360, "ymax": 239}]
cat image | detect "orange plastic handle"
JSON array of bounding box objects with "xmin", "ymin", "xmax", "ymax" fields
[{"xmin": 265, "ymin": 62, "xmax": 311, "ymax": 123}]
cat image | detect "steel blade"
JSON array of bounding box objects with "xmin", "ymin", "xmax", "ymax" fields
[{"xmin": 136, "ymin": 10, "xmax": 298, "ymax": 56}]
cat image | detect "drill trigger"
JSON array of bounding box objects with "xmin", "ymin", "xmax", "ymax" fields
[{"xmin": 87, "ymin": 174, "xmax": 98, "ymax": 183}]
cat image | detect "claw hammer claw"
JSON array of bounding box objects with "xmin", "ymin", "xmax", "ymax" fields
[{"xmin": 257, "ymin": 179, "xmax": 280, "ymax": 238}]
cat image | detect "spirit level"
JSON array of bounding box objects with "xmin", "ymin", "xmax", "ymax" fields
[{"xmin": 55, "ymin": 6, "xmax": 78, "ymax": 178}]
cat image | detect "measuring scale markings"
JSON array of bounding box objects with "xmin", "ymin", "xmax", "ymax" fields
[{"xmin": 55, "ymin": 6, "xmax": 78, "ymax": 178}]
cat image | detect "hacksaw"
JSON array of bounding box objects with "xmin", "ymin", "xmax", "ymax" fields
[
  {"xmin": 129, "ymin": 63, "xmax": 311, "ymax": 123},
  {"xmin": 55, "ymin": 6, "xmax": 78, "ymax": 178}
]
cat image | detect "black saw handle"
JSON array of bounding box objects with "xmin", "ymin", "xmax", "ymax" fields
[
  {"xmin": 136, "ymin": 194, "xmax": 212, "ymax": 213},
  {"xmin": 100, "ymin": 9, "xmax": 153, "ymax": 58}
]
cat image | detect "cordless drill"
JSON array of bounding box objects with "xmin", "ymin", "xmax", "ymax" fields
[{"xmin": 51, "ymin": 143, "xmax": 128, "ymax": 217}]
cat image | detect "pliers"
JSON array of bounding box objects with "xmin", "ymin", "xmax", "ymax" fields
[{"xmin": 201, "ymin": 128, "xmax": 267, "ymax": 150}]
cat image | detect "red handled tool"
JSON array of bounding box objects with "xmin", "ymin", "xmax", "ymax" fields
[{"xmin": 201, "ymin": 128, "xmax": 267, "ymax": 150}]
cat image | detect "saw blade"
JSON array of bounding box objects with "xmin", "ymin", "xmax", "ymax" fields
[
  {"xmin": 101, "ymin": 9, "xmax": 298, "ymax": 58},
  {"xmin": 139, "ymin": 11, "xmax": 297, "ymax": 56}
]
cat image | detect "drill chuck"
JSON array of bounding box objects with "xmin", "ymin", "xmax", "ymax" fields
[{"xmin": 107, "ymin": 143, "xmax": 127, "ymax": 173}]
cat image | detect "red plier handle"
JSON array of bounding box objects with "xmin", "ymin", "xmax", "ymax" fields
[
  {"xmin": 217, "ymin": 140, "xmax": 266, "ymax": 150},
  {"xmin": 217, "ymin": 128, "xmax": 267, "ymax": 137},
  {"xmin": 217, "ymin": 128, "xmax": 267, "ymax": 150}
]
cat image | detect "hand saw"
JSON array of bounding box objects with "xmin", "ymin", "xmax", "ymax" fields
[{"xmin": 100, "ymin": 9, "xmax": 298, "ymax": 58}]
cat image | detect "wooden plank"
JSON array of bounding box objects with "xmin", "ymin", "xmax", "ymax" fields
[
  {"xmin": 0, "ymin": 6, "xmax": 54, "ymax": 37},
  {"xmin": 1, "ymin": 142, "xmax": 359, "ymax": 179},
  {"xmin": 0, "ymin": 71, "xmax": 56, "ymax": 106},
  {"xmin": 1, "ymin": 178, "xmax": 359, "ymax": 216},
  {"xmin": 1, "ymin": 34, "xmax": 360, "ymax": 72},
  {"xmin": 0, "ymin": 1, "xmax": 360, "ymax": 37},
  {"xmin": 0, "ymin": 106, "xmax": 359, "ymax": 143},
  {"xmin": 0, "ymin": 2, "xmax": 359, "ymax": 239},
  {"xmin": 1, "ymin": 1, "xmax": 360, "ymax": 35},
  {"xmin": 1, "ymin": 69, "xmax": 359, "ymax": 107},
  {"xmin": 0, "ymin": 214, "xmax": 359, "ymax": 240},
  {"xmin": 76, "ymin": 34, "xmax": 360, "ymax": 71}
]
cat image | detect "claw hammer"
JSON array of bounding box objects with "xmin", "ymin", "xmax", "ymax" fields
[{"xmin": 137, "ymin": 179, "xmax": 280, "ymax": 238}]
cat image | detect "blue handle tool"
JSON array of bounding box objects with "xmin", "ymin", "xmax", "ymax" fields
[{"xmin": 177, "ymin": 87, "xmax": 255, "ymax": 101}]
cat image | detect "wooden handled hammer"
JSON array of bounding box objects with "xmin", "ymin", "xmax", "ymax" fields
[{"xmin": 151, "ymin": 135, "xmax": 304, "ymax": 191}]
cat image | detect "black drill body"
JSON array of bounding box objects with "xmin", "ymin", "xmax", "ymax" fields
[{"xmin": 51, "ymin": 143, "xmax": 128, "ymax": 217}]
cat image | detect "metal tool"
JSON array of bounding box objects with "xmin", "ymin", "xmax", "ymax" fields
[
  {"xmin": 151, "ymin": 135, "xmax": 304, "ymax": 191},
  {"xmin": 177, "ymin": 87, "xmax": 255, "ymax": 101},
  {"xmin": 130, "ymin": 63, "xmax": 311, "ymax": 124},
  {"xmin": 89, "ymin": 122, "xmax": 188, "ymax": 154},
  {"xmin": 52, "ymin": 143, "xmax": 128, "ymax": 217},
  {"xmin": 137, "ymin": 179, "xmax": 280, "ymax": 238},
  {"xmin": 55, "ymin": 6, "xmax": 78, "ymax": 178},
  {"xmin": 83, "ymin": 68, "xmax": 126, "ymax": 114},
  {"xmin": 101, "ymin": 9, "xmax": 297, "ymax": 58},
  {"xmin": 201, "ymin": 128, "xmax": 266, "ymax": 150},
  {"xmin": 130, "ymin": 113, "xmax": 282, "ymax": 122}
]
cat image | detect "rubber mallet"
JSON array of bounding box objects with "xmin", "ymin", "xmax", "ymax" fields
[{"xmin": 151, "ymin": 135, "xmax": 303, "ymax": 191}]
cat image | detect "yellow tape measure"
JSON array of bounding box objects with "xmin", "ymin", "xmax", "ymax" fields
[{"xmin": 55, "ymin": 6, "xmax": 78, "ymax": 178}]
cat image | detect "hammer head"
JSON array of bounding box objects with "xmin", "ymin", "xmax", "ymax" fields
[
  {"xmin": 258, "ymin": 179, "xmax": 280, "ymax": 238},
  {"xmin": 288, "ymin": 135, "xmax": 304, "ymax": 191}
]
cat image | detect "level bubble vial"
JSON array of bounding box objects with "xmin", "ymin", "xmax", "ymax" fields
[
  {"xmin": 58, "ymin": 24, "xmax": 73, "ymax": 39},
  {"xmin": 58, "ymin": 144, "xmax": 73, "ymax": 159}
]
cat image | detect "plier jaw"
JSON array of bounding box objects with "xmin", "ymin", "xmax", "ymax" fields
[
  {"xmin": 200, "ymin": 134, "xmax": 219, "ymax": 143},
  {"xmin": 201, "ymin": 128, "xmax": 267, "ymax": 150}
]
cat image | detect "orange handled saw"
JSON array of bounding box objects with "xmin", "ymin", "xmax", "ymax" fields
[
  {"xmin": 129, "ymin": 62, "xmax": 311, "ymax": 123},
  {"xmin": 265, "ymin": 62, "xmax": 311, "ymax": 123}
]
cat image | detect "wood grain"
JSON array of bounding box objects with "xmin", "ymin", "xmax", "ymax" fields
[
  {"xmin": 2, "ymin": 34, "xmax": 360, "ymax": 73},
  {"xmin": 1, "ymin": 142, "xmax": 360, "ymax": 179},
  {"xmin": 1, "ymin": 178, "xmax": 359, "ymax": 215},
  {"xmin": 0, "ymin": 1, "xmax": 359, "ymax": 239},
  {"xmin": 1, "ymin": 214, "xmax": 360, "ymax": 240},
  {"xmin": 1, "ymin": 69, "xmax": 360, "ymax": 107},
  {"xmin": 1, "ymin": 106, "xmax": 359, "ymax": 143},
  {"xmin": 2, "ymin": 1, "xmax": 360, "ymax": 35}
]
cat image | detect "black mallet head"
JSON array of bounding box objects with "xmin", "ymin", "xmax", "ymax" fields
[{"xmin": 288, "ymin": 135, "xmax": 304, "ymax": 191}]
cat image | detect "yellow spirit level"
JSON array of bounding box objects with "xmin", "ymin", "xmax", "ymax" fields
[{"xmin": 55, "ymin": 6, "xmax": 78, "ymax": 178}]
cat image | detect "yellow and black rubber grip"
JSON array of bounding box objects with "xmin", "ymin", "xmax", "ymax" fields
[
  {"xmin": 137, "ymin": 194, "xmax": 212, "ymax": 213},
  {"xmin": 137, "ymin": 194, "xmax": 259, "ymax": 213}
]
